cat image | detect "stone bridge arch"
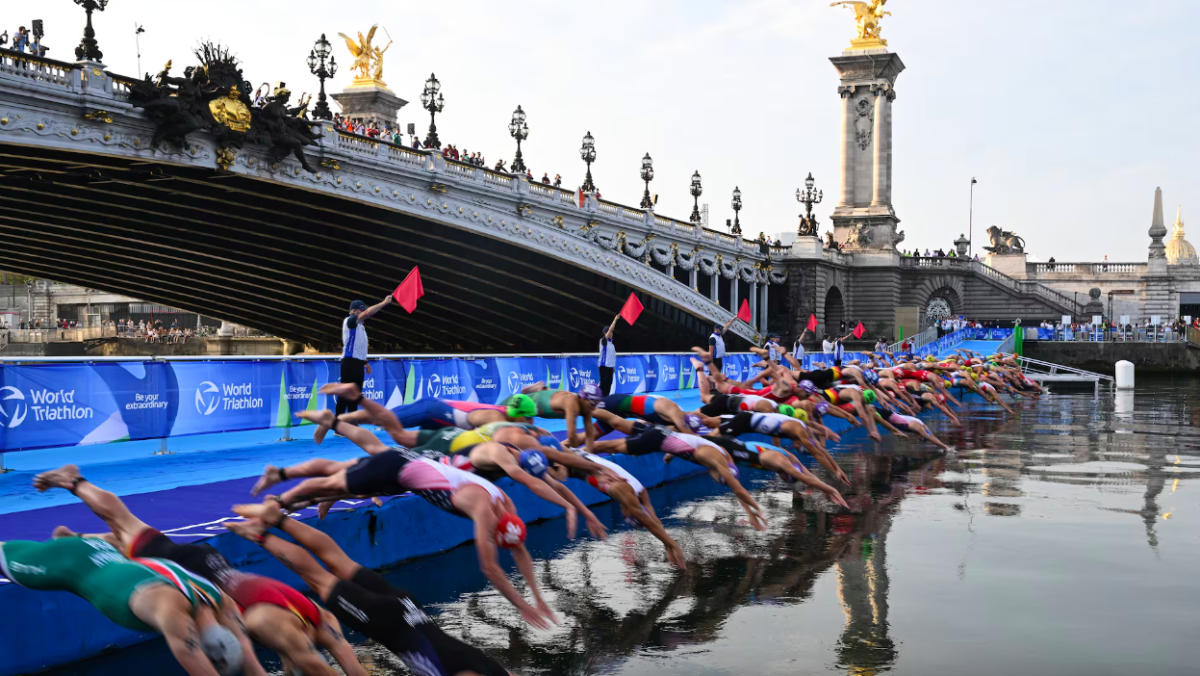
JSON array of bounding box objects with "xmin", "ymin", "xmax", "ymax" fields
[{"xmin": 910, "ymin": 275, "xmax": 965, "ymax": 323}]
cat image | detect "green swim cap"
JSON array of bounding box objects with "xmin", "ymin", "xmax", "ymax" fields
[
  {"xmin": 507, "ymin": 394, "xmax": 537, "ymax": 419},
  {"xmin": 778, "ymin": 404, "xmax": 796, "ymax": 418},
  {"xmin": 863, "ymin": 390, "xmax": 877, "ymax": 404}
]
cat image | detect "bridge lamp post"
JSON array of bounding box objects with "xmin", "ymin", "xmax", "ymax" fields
[
  {"xmin": 640, "ymin": 153, "xmax": 654, "ymax": 208},
  {"xmin": 420, "ymin": 73, "xmax": 445, "ymax": 150},
  {"xmin": 73, "ymin": 0, "xmax": 108, "ymax": 62},
  {"xmin": 730, "ymin": 186, "xmax": 743, "ymax": 236},
  {"xmin": 579, "ymin": 131, "xmax": 597, "ymax": 192},
  {"xmin": 689, "ymin": 171, "xmax": 703, "ymax": 224},
  {"xmin": 508, "ymin": 106, "xmax": 529, "ymax": 173},
  {"xmin": 307, "ymin": 34, "xmax": 338, "ymax": 121},
  {"xmin": 796, "ymin": 172, "xmax": 823, "ymax": 237}
]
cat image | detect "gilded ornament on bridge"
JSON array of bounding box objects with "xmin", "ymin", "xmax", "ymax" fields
[
  {"xmin": 339, "ymin": 25, "xmax": 393, "ymax": 89},
  {"xmin": 208, "ymin": 86, "xmax": 252, "ymax": 132},
  {"xmin": 831, "ymin": 0, "xmax": 891, "ymax": 51}
]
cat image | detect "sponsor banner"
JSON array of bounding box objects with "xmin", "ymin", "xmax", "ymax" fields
[
  {"xmin": 0, "ymin": 364, "xmax": 122, "ymax": 451},
  {"xmin": 94, "ymin": 362, "xmax": 178, "ymax": 442},
  {"xmin": 492, "ymin": 357, "xmax": 545, "ymax": 402},
  {"xmin": 566, "ymin": 358, "xmax": 599, "ymax": 392},
  {"xmin": 543, "ymin": 357, "xmax": 568, "ymax": 393},
  {"xmin": 649, "ymin": 355, "xmax": 682, "ymax": 392},
  {"xmin": 614, "ymin": 355, "xmax": 648, "ymax": 394},
  {"xmin": 278, "ymin": 359, "xmax": 330, "ymax": 427},
  {"xmin": 464, "ymin": 358, "xmax": 500, "ymax": 404},
  {"xmin": 170, "ymin": 361, "xmax": 283, "ymax": 437},
  {"xmin": 404, "ymin": 359, "xmax": 472, "ymax": 403}
]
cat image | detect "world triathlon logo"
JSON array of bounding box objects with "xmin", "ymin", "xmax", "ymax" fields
[
  {"xmin": 507, "ymin": 371, "xmax": 522, "ymax": 394},
  {"xmin": 196, "ymin": 381, "xmax": 262, "ymax": 415},
  {"xmin": 195, "ymin": 382, "xmax": 220, "ymax": 415},
  {"xmin": 0, "ymin": 386, "xmax": 28, "ymax": 428},
  {"xmin": 569, "ymin": 368, "xmax": 580, "ymax": 388},
  {"xmin": 616, "ymin": 366, "xmax": 627, "ymax": 385},
  {"xmin": 426, "ymin": 374, "xmax": 441, "ymax": 399}
]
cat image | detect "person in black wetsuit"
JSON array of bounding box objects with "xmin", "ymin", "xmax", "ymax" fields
[{"xmin": 226, "ymin": 501, "xmax": 514, "ymax": 676}]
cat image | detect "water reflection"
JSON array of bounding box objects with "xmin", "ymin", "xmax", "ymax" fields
[{"xmin": 41, "ymin": 379, "xmax": 1200, "ymax": 676}]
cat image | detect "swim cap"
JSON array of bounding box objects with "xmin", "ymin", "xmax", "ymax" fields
[
  {"xmin": 863, "ymin": 370, "xmax": 880, "ymax": 386},
  {"xmin": 519, "ymin": 450, "xmax": 549, "ymax": 478},
  {"xmin": 200, "ymin": 626, "xmax": 244, "ymax": 676},
  {"xmin": 862, "ymin": 390, "xmax": 877, "ymax": 405},
  {"xmin": 796, "ymin": 408, "xmax": 809, "ymax": 422},
  {"xmin": 577, "ymin": 383, "xmax": 602, "ymax": 404},
  {"xmin": 815, "ymin": 401, "xmax": 830, "ymax": 416},
  {"xmin": 797, "ymin": 380, "xmax": 818, "ymax": 395},
  {"xmin": 936, "ymin": 393, "xmax": 947, "ymax": 404},
  {"xmin": 778, "ymin": 404, "xmax": 796, "ymax": 418},
  {"xmin": 537, "ymin": 435, "xmax": 562, "ymax": 451},
  {"xmin": 494, "ymin": 513, "xmax": 527, "ymax": 549},
  {"xmin": 780, "ymin": 462, "xmax": 805, "ymax": 484},
  {"xmin": 682, "ymin": 413, "xmax": 703, "ymax": 434},
  {"xmin": 506, "ymin": 394, "xmax": 537, "ymax": 419},
  {"xmin": 925, "ymin": 355, "xmax": 937, "ymax": 362}
]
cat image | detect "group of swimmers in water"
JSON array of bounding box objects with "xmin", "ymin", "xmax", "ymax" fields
[{"xmin": 2, "ymin": 345, "xmax": 1042, "ymax": 676}]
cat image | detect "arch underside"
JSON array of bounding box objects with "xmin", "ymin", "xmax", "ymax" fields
[{"xmin": 0, "ymin": 145, "xmax": 732, "ymax": 353}]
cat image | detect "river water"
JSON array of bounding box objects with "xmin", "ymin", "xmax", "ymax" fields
[{"xmin": 44, "ymin": 379, "xmax": 1200, "ymax": 675}]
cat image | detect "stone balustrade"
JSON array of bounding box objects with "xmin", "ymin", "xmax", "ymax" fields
[{"xmin": 1029, "ymin": 262, "xmax": 1146, "ymax": 278}]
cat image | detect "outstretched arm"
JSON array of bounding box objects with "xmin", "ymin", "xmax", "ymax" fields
[{"xmin": 357, "ymin": 295, "xmax": 392, "ymax": 323}]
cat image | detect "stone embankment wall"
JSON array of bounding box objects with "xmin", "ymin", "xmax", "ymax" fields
[{"xmin": 1024, "ymin": 341, "xmax": 1200, "ymax": 373}]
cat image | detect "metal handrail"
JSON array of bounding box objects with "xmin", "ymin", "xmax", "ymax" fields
[
  {"xmin": 997, "ymin": 333, "xmax": 1015, "ymax": 354},
  {"xmin": 1016, "ymin": 355, "xmax": 1113, "ymax": 382},
  {"xmin": 886, "ymin": 327, "xmax": 937, "ymax": 354}
]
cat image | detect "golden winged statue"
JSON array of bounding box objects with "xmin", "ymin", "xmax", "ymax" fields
[
  {"xmin": 831, "ymin": 0, "xmax": 891, "ymax": 46},
  {"xmin": 338, "ymin": 24, "xmax": 393, "ymax": 86}
]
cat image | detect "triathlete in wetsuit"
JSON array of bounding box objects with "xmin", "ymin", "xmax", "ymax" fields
[
  {"xmin": 226, "ymin": 502, "xmax": 515, "ymax": 676},
  {"xmin": 704, "ymin": 437, "xmax": 850, "ymax": 509},
  {"xmin": 703, "ymin": 409, "xmax": 850, "ymax": 486},
  {"xmin": 32, "ymin": 466, "xmax": 363, "ymax": 676},
  {"xmin": 501, "ymin": 384, "xmax": 602, "ymax": 451},
  {"xmin": 0, "ymin": 535, "xmax": 247, "ymax": 676},
  {"xmin": 592, "ymin": 392, "xmax": 695, "ymax": 435},
  {"xmin": 593, "ymin": 418, "xmax": 767, "ymax": 531}
]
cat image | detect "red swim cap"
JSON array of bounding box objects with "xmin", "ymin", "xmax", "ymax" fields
[
  {"xmin": 936, "ymin": 393, "xmax": 947, "ymax": 404},
  {"xmin": 494, "ymin": 513, "xmax": 527, "ymax": 549}
]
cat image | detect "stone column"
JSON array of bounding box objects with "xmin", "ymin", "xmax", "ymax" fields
[
  {"xmin": 690, "ymin": 267, "xmax": 698, "ymax": 290},
  {"xmin": 750, "ymin": 281, "xmax": 759, "ymax": 327},
  {"xmin": 870, "ymin": 84, "xmax": 888, "ymax": 207},
  {"xmin": 884, "ymin": 90, "xmax": 896, "ymax": 204},
  {"xmin": 710, "ymin": 271, "xmax": 719, "ymax": 302},
  {"xmin": 838, "ymin": 86, "xmax": 855, "ymax": 207},
  {"xmin": 666, "ymin": 261, "xmax": 675, "ymax": 281},
  {"xmin": 730, "ymin": 275, "xmax": 740, "ymax": 314},
  {"xmin": 760, "ymin": 282, "xmax": 770, "ymax": 333}
]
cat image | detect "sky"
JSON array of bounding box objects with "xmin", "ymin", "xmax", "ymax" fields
[{"xmin": 23, "ymin": 0, "xmax": 1200, "ymax": 262}]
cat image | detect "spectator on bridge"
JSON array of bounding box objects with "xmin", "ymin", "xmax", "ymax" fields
[
  {"xmin": 411, "ymin": 135, "xmax": 421, "ymax": 149},
  {"xmin": 924, "ymin": 249, "xmax": 931, "ymax": 257},
  {"xmin": 973, "ymin": 254, "xmax": 980, "ymax": 262},
  {"xmin": 554, "ymin": 174, "xmax": 562, "ymax": 187},
  {"xmin": 542, "ymin": 172, "xmax": 550, "ymax": 184},
  {"xmin": 494, "ymin": 159, "xmax": 507, "ymax": 173},
  {"xmin": 13, "ymin": 26, "xmax": 29, "ymax": 53},
  {"xmin": 337, "ymin": 296, "xmax": 392, "ymax": 419},
  {"xmin": 599, "ymin": 314, "xmax": 619, "ymax": 395}
]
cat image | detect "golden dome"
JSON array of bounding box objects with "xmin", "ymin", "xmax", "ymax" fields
[{"xmin": 1166, "ymin": 206, "xmax": 1198, "ymax": 266}]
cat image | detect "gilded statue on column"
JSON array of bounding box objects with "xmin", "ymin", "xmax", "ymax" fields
[
  {"xmin": 831, "ymin": 0, "xmax": 891, "ymax": 49},
  {"xmin": 339, "ymin": 24, "xmax": 393, "ymax": 88}
]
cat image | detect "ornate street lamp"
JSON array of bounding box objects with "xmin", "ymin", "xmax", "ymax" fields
[
  {"xmin": 730, "ymin": 186, "xmax": 743, "ymax": 236},
  {"xmin": 640, "ymin": 153, "xmax": 655, "ymax": 208},
  {"xmin": 74, "ymin": 0, "xmax": 109, "ymax": 62},
  {"xmin": 796, "ymin": 172, "xmax": 824, "ymax": 236},
  {"xmin": 307, "ymin": 34, "xmax": 338, "ymax": 120},
  {"xmin": 508, "ymin": 105, "xmax": 529, "ymax": 173},
  {"xmin": 689, "ymin": 171, "xmax": 703, "ymax": 224},
  {"xmin": 579, "ymin": 131, "xmax": 597, "ymax": 192},
  {"xmin": 419, "ymin": 73, "xmax": 445, "ymax": 149}
]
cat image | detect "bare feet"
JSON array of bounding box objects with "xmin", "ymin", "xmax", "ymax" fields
[
  {"xmin": 52, "ymin": 525, "xmax": 79, "ymax": 539},
  {"xmin": 318, "ymin": 382, "xmax": 361, "ymax": 399},
  {"xmin": 251, "ymin": 465, "xmax": 283, "ymax": 497},
  {"xmin": 296, "ymin": 409, "xmax": 334, "ymax": 445},
  {"xmin": 224, "ymin": 518, "xmax": 268, "ymax": 543},
  {"xmin": 33, "ymin": 464, "xmax": 82, "ymax": 492},
  {"xmin": 232, "ymin": 499, "xmax": 286, "ymax": 527},
  {"xmin": 689, "ymin": 357, "xmax": 706, "ymax": 371}
]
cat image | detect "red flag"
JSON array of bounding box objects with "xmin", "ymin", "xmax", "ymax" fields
[
  {"xmin": 806, "ymin": 314, "xmax": 818, "ymax": 332},
  {"xmin": 737, "ymin": 299, "xmax": 752, "ymax": 323},
  {"xmin": 577, "ymin": 188, "xmax": 586, "ymax": 209},
  {"xmin": 393, "ymin": 267, "xmax": 425, "ymax": 314},
  {"xmin": 852, "ymin": 321, "xmax": 865, "ymax": 339},
  {"xmin": 619, "ymin": 293, "xmax": 644, "ymax": 326}
]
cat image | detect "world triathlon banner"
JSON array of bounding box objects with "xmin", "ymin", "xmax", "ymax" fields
[{"xmin": 0, "ymin": 353, "xmax": 759, "ymax": 452}]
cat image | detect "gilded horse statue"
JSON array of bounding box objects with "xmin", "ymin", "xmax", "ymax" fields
[{"xmin": 830, "ymin": 0, "xmax": 891, "ymax": 41}]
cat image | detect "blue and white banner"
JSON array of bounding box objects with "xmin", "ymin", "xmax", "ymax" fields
[{"xmin": 0, "ymin": 353, "xmax": 758, "ymax": 452}]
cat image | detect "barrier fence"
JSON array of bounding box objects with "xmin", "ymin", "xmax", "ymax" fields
[{"xmin": 1024, "ymin": 326, "xmax": 1188, "ymax": 343}]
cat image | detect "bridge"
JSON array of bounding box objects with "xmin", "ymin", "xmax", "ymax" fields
[
  {"xmin": 0, "ymin": 45, "xmax": 1083, "ymax": 353},
  {"xmin": 0, "ymin": 50, "xmax": 785, "ymax": 353}
]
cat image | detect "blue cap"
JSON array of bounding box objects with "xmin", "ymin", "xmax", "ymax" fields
[
  {"xmin": 349, "ymin": 300, "xmax": 368, "ymax": 311},
  {"xmin": 519, "ymin": 450, "xmax": 549, "ymax": 478}
]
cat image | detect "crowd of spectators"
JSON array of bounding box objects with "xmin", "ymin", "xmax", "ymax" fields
[
  {"xmin": 116, "ymin": 318, "xmax": 195, "ymax": 343},
  {"xmin": 331, "ymin": 113, "xmax": 567, "ymax": 186},
  {"xmin": 3, "ymin": 24, "xmax": 50, "ymax": 57},
  {"xmin": 901, "ymin": 248, "xmax": 981, "ymax": 262}
]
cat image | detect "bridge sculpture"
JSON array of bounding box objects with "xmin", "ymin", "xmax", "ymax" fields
[{"xmin": 0, "ymin": 49, "xmax": 784, "ymax": 352}]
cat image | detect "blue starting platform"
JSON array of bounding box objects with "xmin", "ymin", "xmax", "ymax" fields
[{"xmin": 0, "ymin": 386, "xmax": 945, "ymax": 675}]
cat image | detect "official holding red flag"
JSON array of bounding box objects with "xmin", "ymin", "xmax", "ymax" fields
[{"xmin": 337, "ymin": 295, "xmax": 392, "ymax": 419}]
